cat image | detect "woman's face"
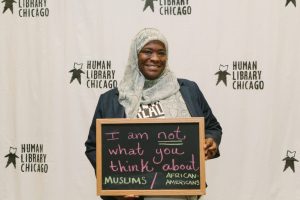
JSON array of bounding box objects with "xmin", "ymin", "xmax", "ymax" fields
[{"xmin": 138, "ymin": 40, "xmax": 167, "ymax": 80}]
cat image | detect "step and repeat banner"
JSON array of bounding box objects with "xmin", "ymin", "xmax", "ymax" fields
[{"xmin": 1, "ymin": 0, "xmax": 300, "ymax": 200}]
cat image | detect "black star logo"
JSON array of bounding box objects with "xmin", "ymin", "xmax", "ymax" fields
[
  {"xmin": 282, "ymin": 150, "xmax": 298, "ymax": 172},
  {"xmin": 143, "ymin": 0, "xmax": 157, "ymax": 12},
  {"xmin": 2, "ymin": 0, "xmax": 16, "ymax": 14},
  {"xmin": 215, "ymin": 65, "xmax": 231, "ymax": 86},
  {"xmin": 69, "ymin": 63, "xmax": 85, "ymax": 84},
  {"xmin": 5, "ymin": 147, "xmax": 19, "ymax": 168},
  {"xmin": 286, "ymin": 0, "xmax": 296, "ymax": 7}
]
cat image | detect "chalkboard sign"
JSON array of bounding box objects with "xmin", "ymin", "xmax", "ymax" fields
[{"xmin": 96, "ymin": 118, "xmax": 206, "ymax": 196}]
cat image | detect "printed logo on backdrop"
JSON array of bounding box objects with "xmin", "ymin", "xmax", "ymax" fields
[
  {"xmin": 4, "ymin": 144, "xmax": 48, "ymax": 173},
  {"xmin": 69, "ymin": 60, "xmax": 118, "ymax": 89},
  {"xmin": 141, "ymin": 0, "xmax": 192, "ymax": 15},
  {"xmin": 285, "ymin": 0, "xmax": 296, "ymax": 7},
  {"xmin": 283, "ymin": 150, "xmax": 298, "ymax": 173},
  {"xmin": 215, "ymin": 61, "xmax": 265, "ymax": 90},
  {"xmin": 2, "ymin": 0, "xmax": 16, "ymax": 14},
  {"xmin": 69, "ymin": 63, "xmax": 85, "ymax": 85},
  {"xmin": 143, "ymin": 0, "xmax": 157, "ymax": 12},
  {"xmin": 5, "ymin": 147, "xmax": 19, "ymax": 168},
  {"xmin": 215, "ymin": 65, "xmax": 231, "ymax": 86},
  {"xmin": 1, "ymin": 0, "xmax": 49, "ymax": 17}
]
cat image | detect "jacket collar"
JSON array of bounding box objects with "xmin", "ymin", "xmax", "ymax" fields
[
  {"xmin": 113, "ymin": 89, "xmax": 126, "ymax": 118},
  {"xmin": 178, "ymin": 79, "xmax": 198, "ymax": 117}
]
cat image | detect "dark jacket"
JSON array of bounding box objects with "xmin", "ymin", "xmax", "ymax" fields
[{"xmin": 85, "ymin": 79, "xmax": 222, "ymax": 200}]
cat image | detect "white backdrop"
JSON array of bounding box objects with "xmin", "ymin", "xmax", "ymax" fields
[{"xmin": 1, "ymin": 0, "xmax": 300, "ymax": 200}]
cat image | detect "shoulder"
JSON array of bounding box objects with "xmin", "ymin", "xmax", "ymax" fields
[
  {"xmin": 177, "ymin": 78, "xmax": 200, "ymax": 89},
  {"xmin": 97, "ymin": 88, "xmax": 119, "ymax": 106},
  {"xmin": 99, "ymin": 88, "xmax": 119, "ymax": 98},
  {"xmin": 177, "ymin": 78, "xmax": 205, "ymax": 100}
]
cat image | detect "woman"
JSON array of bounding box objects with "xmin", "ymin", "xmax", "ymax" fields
[{"xmin": 85, "ymin": 28, "xmax": 222, "ymax": 200}]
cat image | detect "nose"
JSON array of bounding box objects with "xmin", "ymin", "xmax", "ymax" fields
[{"xmin": 150, "ymin": 53, "xmax": 160, "ymax": 62}]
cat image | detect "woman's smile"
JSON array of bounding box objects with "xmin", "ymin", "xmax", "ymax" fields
[{"xmin": 138, "ymin": 40, "xmax": 167, "ymax": 80}]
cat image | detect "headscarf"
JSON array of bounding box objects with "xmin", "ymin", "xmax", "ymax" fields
[{"xmin": 118, "ymin": 28, "xmax": 180, "ymax": 118}]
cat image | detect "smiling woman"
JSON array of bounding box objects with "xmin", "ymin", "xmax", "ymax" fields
[
  {"xmin": 138, "ymin": 41, "xmax": 167, "ymax": 80},
  {"xmin": 85, "ymin": 28, "xmax": 222, "ymax": 200}
]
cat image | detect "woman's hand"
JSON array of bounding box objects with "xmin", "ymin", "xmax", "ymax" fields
[{"xmin": 204, "ymin": 138, "xmax": 218, "ymax": 160}]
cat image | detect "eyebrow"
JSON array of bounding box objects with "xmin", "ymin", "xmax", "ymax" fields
[{"xmin": 141, "ymin": 47, "xmax": 166, "ymax": 51}]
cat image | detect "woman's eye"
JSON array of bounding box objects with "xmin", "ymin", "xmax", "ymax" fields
[
  {"xmin": 158, "ymin": 51, "xmax": 166, "ymax": 56},
  {"xmin": 141, "ymin": 50, "xmax": 152, "ymax": 55}
]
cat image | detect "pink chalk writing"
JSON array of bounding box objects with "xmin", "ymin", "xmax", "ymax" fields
[
  {"xmin": 152, "ymin": 147, "xmax": 185, "ymax": 165},
  {"xmin": 128, "ymin": 132, "xmax": 149, "ymax": 140},
  {"xmin": 109, "ymin": 159, "xmax": 154, "ymax": 173},
  {"xmin": 108, "ymin": 142, "xmax": 144, "ymax": 156},
  {"xmin": 162, "ymin": 154, "xmax": 199, "ymax": 172},
  {"xmin": 157, "ymin": 126, "xmax": 186, "ymax": 141},
  {"xmin": 104, "ymin": 132, "xmax": 120, "ymax": 141},
  {"xmin": 150, "ymin": 172, "xmax": 158, "ymax": 189}
]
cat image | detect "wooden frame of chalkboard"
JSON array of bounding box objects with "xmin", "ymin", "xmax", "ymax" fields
[{"xmin": 96, "ymin": 117, "xmax": 206, "ymax": 196}]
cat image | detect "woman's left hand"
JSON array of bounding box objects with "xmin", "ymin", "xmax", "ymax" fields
[{"xmin": 204, "ymin": 138, "xmax": 218, "ymax": 160}]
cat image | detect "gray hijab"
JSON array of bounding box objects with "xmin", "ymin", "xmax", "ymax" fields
[{"xmin": 118, "ymin": 28, "xmax": 180, "ymax": 118}]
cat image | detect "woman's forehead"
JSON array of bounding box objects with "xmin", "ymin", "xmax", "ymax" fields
[
  {"xmin": 135, "ymin": 30, "xmax": 168, "ymax": 52},
  {"xmin": 142, "ymin": 40, "xmax": 166, "ymax": 49}
]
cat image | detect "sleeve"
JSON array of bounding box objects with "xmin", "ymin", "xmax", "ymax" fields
[
  {"xmin": 85, "ymin": 95, "xmax": 104, "ymax": 170},
  {"xmin": 192, "ymin": 81, "xmax": 223, "ymax": 158}
]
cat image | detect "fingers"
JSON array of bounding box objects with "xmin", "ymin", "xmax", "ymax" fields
[
  {"xmin": 204, "ymin": 138, "xmax": 212, "ymax": 150},
  {"xmin": 205, "ymin": 138, "xmax": 216, "ymax": 150},
  {"xmin": 204, "ymin": 138, "xmax": 218, "ymax": 160},
  {"xmin": 124, "ymin": 195, "xmax": 140, "ymax": 199},
  {"xmin": 205, "ymin": 149, "xmax": 216, "ymax": 160}
]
